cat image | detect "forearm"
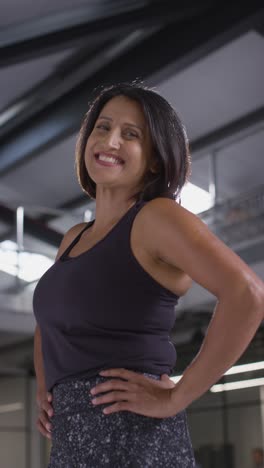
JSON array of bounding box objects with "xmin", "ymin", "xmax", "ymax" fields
[
  {"xmin": 34, "ymin": 325, "xmax": 47, "ymax": 394},
  {"xmin": 172, "ymin": 285, "xmax": 264, "ymax": 410}
]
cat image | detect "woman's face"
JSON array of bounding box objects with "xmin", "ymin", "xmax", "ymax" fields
[{"xmin": 84, "ymin": 95, "xmax": 154, "ymax": 194}]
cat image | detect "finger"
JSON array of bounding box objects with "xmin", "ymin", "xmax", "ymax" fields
[
  {"xmin": 38, "ymin": 416, "xmax": 52, "ymax": 436},
  {"xmin": 38, "ymin": 409, "xmax": 52, "ymax": 429},
  {"xmin": 41, "ymin": 400, "xmax": 54, "ymax": 417},
  {"xmin": 92, "ymin": 391, "xmax": 135, "ymax": 406},
  {"xmin": 142, "ymin": 374, "xmax": 174, "ymax": 389},
  {"xmin": 36, "ymin": 419, "xmax": 52, "ymax": 439},
  {"xmin": 90, "ymin": 379, "xmax": 136, "ymax": 396},
  {"xmin": 160, "ymin": 374, "xmax": 175, "ymax": 388},
  {"xmin": 46, "ymin": 392, "xmax": 53, "ymax": 402},
  {"xmin": 102, "ymin": 401, "xmax": 132, "ymax": 415},
  {"xmin": 36, "ymin": 419, "xmax": 48, "ymax": 437}
]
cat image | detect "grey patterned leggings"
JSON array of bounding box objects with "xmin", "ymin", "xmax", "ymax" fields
[{"xmin": 48, "ymin": 372, "xmax": 196, "ymax": 467}]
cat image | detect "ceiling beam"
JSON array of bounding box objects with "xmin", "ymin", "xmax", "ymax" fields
[
  {"xmin": 0, "ymin": 28, "xmax": 160, "ymax": 139},
  {"xmin": 0, "ymin": 1, "xmax": 204, "ymax": 66},
  {"xmin": 191, "ymin": 106, "xmax": 264, "ymax": 160},
  {"xmin": 0, "ymin": 203, "xmax": 63, "ymax": 246},
  {"xmin": 0, "ymin": 2, "xmax": 263, "ymax": 175}
]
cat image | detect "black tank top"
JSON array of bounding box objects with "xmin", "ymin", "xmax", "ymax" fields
[{"xmin": 33, "ymin": 200, "xmax": 179, "ymax": 391}]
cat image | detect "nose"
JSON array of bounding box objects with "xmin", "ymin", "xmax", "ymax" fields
[{"xmin": 105, "ymin": 128, "xmax": 122, "ymax": 149}]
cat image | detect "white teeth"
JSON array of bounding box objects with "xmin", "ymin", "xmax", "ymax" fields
[{"xmin": 97, "ymin": 154, "xmax": 123, "ymax": 164}]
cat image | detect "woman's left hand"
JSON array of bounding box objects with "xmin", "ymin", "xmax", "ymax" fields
[{"xmin": 89, "ymin": 368, "xmax": 178, "ymax": 419}]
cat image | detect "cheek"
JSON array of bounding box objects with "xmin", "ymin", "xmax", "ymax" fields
[
  {"xmin": 85, "ymin": 137, "xmax": 92, "ymax": 153},
  {"xmin": 134, "ymin": 144, "xmax": 149, "ymax": 168},
  {"xmin": 129, "ymin": 141, "xmax": 145, "ymax": 159},
  {"xmin": 84, "ymin": 138, "xmax": 94, "ymax": 162},
  {"xmin": 85, "ymin": 131, "xmax": 97, "ymax": 150}
]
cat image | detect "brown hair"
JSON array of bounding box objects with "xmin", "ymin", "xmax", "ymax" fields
[{"xmin": 75, "ymin": 82, "xmax": 191, "ymax": 204}]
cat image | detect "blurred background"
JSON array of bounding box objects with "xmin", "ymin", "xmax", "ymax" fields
[{"xmin": 0, "ymin": 1, "xmax": 264, "ymax": 467}]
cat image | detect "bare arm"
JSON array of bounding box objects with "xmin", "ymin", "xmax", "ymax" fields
[
  {"xmin": 142, "ymin": 198, "xmax": 264, "ymax": 410},
  {"xmin": 34, "ymin": 221, "xmax": 87, "ymax": 437},
  {"xmin": 34, "ymin": 324, "xmax": 47, "ymax": 395},
  {"xmin": 64, "ymin": 200, "xmax": 263, "ymax": 419},
  {"xmin": 175, "ymin": 285, "xmax": 263, "ymax": 409},
  {"xmin": 34, "ymin": 323, "xmax": 54, "ymax": 439}
]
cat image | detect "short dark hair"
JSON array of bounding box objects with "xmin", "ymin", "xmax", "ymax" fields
[{"xmin": 75, "ymin": 82, "xmax": 191, "ymax": 203}]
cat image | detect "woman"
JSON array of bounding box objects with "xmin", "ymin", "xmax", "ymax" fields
[{"xmin": 33, "ymin": 82, "xmax": 264, "ymax": 467}]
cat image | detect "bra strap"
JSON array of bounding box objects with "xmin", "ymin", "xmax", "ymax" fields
[{"xmin": 60, "ymin": 222, "xmax": 92, "ymax": 259}]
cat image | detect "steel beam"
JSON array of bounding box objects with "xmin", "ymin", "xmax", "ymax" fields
[
  {"xmin": 1, "ymin": 3, "xmax": 263, "ymax": 175},
  {"xmin": 191, "ymin": 106, "xmax": 264, "ymax": 161},
  {"xmin": 0, "ymin": 1, "xmax": 205, "ymax": 66},
  {"xmin": 0, "ymin": 203, "xmax": 63, "ymax": 247},
  {"xmin": 0, "ymin": 28, "xmax": 160, "ymax": 139}
]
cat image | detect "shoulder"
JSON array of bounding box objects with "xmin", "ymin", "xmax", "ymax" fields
[
  {"xmin": 138, "ymin": 197, "xmax": 258, "ymax": 300},
  {"xmin": 142, "ymin": 196, "xmax": 195, "ymax": 219},
  {"xmin": 140, "ymin": 195, "xmax": 205, "ymax": 230},
  {"xmin": 136, "ymin": 196, "xmax": 201, "ymax": 259},
  {"xmin": 55, "ymin": 222, "xmax": 88, "ymax": 261},
  {"xmin": 139, "ymin": 196, "xmax": 193, "ymax": 222}
]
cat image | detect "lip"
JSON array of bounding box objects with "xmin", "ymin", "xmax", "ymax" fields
[{"xmin": 94, "ymin": 153, "xmax": 124, "ymax": 166}]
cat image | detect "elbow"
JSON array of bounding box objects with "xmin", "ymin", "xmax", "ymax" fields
[
  {"xmin": 226, "ymin": 275, "xmax": 264, "ymax": 322},
  {"xmin": 255, "ymin": 292, "xmax": 264, "ymax": 321},
  {"xmin": 245, "ymin": 278, "xmax": 264, "ymax": 321}
]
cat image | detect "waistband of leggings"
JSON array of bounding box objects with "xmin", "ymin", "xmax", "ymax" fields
[{"xmin": 54, "ymin": 371, "xmax": 160, "ymax": 391}]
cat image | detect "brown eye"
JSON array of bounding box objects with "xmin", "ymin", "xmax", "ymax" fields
[
  {"xmin": 96, "ymin": 124, "xmax": 109, "ymax": 131},
  {"xmin": 124, "ymin": 130, "xmax": 138, "ymax": 138}
]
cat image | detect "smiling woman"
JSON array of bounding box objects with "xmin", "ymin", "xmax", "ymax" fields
[
  {"xmin": 83, "ymin": 94, "xmax": 157, "ymax": 215},
  {"xmin": 33, "ymin": 82, "xmax": 264, "ymax": 468},
  {"xmin": 75, "ymin": 83, "xmax": 191, "ymax": 206}
]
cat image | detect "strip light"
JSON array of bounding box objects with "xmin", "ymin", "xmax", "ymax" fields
[
  {"xmin": 170, "ymin": 361, "xmax": 264, "ymax": 391},
  {"xmin": 211, "ymin": 377, "xmax": 264, "ymax": 393},
  {"xmin": 0, "ymin": 402, "xmax": 24, "ymax": 414},
  {"xmin": 225, "ymin": 361, "xmax": 264, "ymax": 375}
]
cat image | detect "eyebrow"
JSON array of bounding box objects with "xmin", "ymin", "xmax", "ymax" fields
[{"xmin": 97, "ymin": 115, "xmax": 144, "ymax": 133}]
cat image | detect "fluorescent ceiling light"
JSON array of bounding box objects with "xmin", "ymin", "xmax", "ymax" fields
[
  {"xmin": 180, "ymin": 182, "xmax": 212, "ymax": 214},
  {"xmin": 0, "ymin": 240, "xmax": 53, "ymax": 282},
  {"xmin": 210, "ymin": 377, "xmax": 264, "ymax": 393},
  {"xmin": 171, "ymin": 360, "xmax": 264, "ymax": 387},
  {"xmin": 225, "ymin": 361, "xmax": 264, "ymax": 375},
  {"xmin": 0, "ymin": 402, "xmax": 24, "ymax": 414}
]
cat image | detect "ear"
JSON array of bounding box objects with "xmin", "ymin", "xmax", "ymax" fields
[
  {"xmin": 149, "ymin": 158, "xmax": 161, "ymax": 174},
  {"xmin": 149, "ymin": 164, "xmax": 160, "ymax": 174}
]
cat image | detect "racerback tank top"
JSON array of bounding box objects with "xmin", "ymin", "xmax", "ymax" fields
[{"xmin": 33, "ymin": 199, "xmax": 179, "ymax": 391}]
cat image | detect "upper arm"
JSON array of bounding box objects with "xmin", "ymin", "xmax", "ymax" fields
[
  {"xmin": 55, "ymin": 222, "xmax": 87, "ymax": 261},
  {"xmin": 141, "ymin": 198, "xmax": 264, "ymax": 300}
]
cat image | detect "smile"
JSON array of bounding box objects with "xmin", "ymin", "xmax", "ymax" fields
[{"xmin": 95, "ymin": 153, "xmax": 124, "ymax": 166}]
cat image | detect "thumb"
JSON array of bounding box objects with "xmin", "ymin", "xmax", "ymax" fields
[
  {"xmin": 46, "ymin": 392, "xmax": 52, "ymax": 402},
  {"xmin": 160, "ymin": 374, "xmax": 175, "ymax": 388}
]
